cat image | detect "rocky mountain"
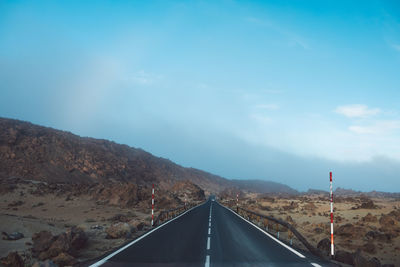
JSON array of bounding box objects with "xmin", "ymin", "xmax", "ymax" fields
[
  {"xmin": 0, "ymin": 118, "xmax": 229, "ymax": 194},
  {"xmin": 230, "ymin": 179, "xmax": 298, "ymax": 195},
  {"xmin": 0, "ymin": 117, "xmax": 303, "ymax": 198}
]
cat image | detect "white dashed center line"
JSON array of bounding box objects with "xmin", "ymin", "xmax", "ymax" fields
[
  {"xmin": 205, "ymin": 201, "xmax": 212, "ymax": 267},
  {"xmin": 205, "ymin": 255, "xmax": 210, "ymax": 267}
]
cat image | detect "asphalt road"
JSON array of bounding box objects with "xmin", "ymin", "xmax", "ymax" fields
[{"xmin": 91, "ymin": 198, "xmax": 330, "ymax": 267}]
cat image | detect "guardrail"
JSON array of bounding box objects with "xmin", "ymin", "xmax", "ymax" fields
[
  {"xmin": 152, "ymin": 203, "xmax": 198, "ymax": 227},
  {"xmin": 221, "ymin": 200, "xmax": 324, "ymax": 259}
]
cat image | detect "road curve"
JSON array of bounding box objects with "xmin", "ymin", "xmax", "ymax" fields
[{"xmin": 90, "ymin": 198, "xmax": 331, "ymax": 267}]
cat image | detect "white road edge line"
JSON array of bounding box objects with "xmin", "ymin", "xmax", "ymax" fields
[
  {"xmin": 205, "ymin": 255, "xmax": 210, "ymax": 267},
  {"xmin": 89, "ymin": 202, "xmax": 206, "ymax": 267},
  {"xmin": 218, "ymin": 202, "xmax": 306, "ymax": 259}
]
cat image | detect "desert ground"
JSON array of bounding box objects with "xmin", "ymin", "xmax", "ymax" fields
[
  {"xmin": 0, "ymin": 179, "xmax": 202, "ymax": 266},
  {"xmin": 224, "ymin": 193, "xmax": 400, "ymax": 266}
]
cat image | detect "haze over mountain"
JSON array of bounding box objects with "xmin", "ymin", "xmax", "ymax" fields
[{"xmin": 0, "ymin": 117, "xmax": 299, "ymax": 195}]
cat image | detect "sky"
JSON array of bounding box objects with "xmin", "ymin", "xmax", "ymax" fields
[{"xmin": 1, "ymin": 0, "xmax": 400, "ymax": 192}]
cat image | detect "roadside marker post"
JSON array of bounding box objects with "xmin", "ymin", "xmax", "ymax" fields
[
  {"xmin": 152, "ymin": 184, "xmax": 155, "ymax": 227},
  {"xmin": 184, "ymin": 194, "xmax": 187, "ymax": 210},
  {"xmin": 236, "ymin": 193, "xmax": 239, "ymax": 213},
  {"xmin": 330, "ymin": 172, "xmax": 334, "ymax": 257}
]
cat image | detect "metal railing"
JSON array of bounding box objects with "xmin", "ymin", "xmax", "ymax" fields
[
  {"xmin": 152, "ymin": 202, "xmax": 198, "ymax": 227},
  {"xmin": 221, "ymin": 200, "xmax": 324, "ymax": 259}
]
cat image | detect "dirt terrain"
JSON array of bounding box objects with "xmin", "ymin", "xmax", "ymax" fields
[
  {"xmin": 230, "ymin": 193, "xmax": 400, "ymax": 266},
  {"xmin": 0, "ymin": 179, "xmax": 205, "ymax": 266}
]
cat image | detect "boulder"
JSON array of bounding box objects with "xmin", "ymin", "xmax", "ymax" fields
[
  {"xmin": 304, "ymin": 202, "xmax": 317, "ymax": 211},
  {"xmin": 32, "ymin": 260, "xmax": 58, "ymax": 267},
  {"xmin": 362, "ymin": 242, "xmax": 376, "ymax": 254},
  {"xmin": 354, "ymin": 249, "xmax": 381, "ymax": 267},
  {"xmin": 109, "ymin": 214, "xmax": 130, "ymax": 222},
  {"xmin": 136, "ymin": 222, "xmax": 146, "ymax": 231},
  {"xmin": 282, "ymin": 201, "xmax": 298, "ymax": 211},
  {"xmin": 336, "ymin": 223, "xmax": 365, "ymax": 238},
  {"xmin": 360, "ymin": 199, "xmax": 376, "ymax": 209},
  {"xmin": 39, "ymin": 232, "xmax": 70, "ymax": 260},
  {"xmin": 314, "ymin": 227, "xmax": 324, "ymax": 234},
  {"xmin": 2, "ymin": 231, "xmax": 24, "ymax": 240},
  {"xmin": 0, "ymin": 252, "xmax": 24, "ymax": 267},
  {"xmin": 379, "ymin": 214, "xmax": 396, "ymax": 227},
  {"xmin": 51, "ymin": 252, "xmax": 76, "ymax": 266},
  {"xmin": 335, "ymin": 250, "xmax": 354, "ymax": 265},
  {"xmin": 106, "ymin": 222, "xmax": 135, "ymax": 239},
  {"xmin": 32, "ymin": 231, "xmax": 56, "ymax": 255},
  {"xmin": 362, "ymin": 213, "xmax": 378, "ymax": 223},
  {"xmin": 33, "ymin": 227, "xmax": 87, "ymax": 261},
  {"xmin": 128, "ymin": 220, "xmax": 146, "ymax": 231},
  {"xmin": 66, "ymin": 226, "xmax": 87, "ymax": 253},
  {"xmin": 317, "ymin": 238, "xmax": 331, "ymax": 257},
  {"xmin": 41, "ymin": 226, "xmax": 87, "ymax": 259},
  {"xmin": 364, "ymin": 231, "xmax": 391, "ymax": 243}
]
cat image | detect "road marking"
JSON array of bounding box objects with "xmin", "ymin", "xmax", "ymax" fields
[
  {"xmin": 89, "ymin": 202, "xmax": 206, "ymax": 267},
  {"xmin": 311, "ymin": 263, "xmax": 322, "ymax": 267},
  {"xmin": 205, "ymin": 202, "xmax": 212, "ymax": 267},
  {"xmin": 205, "ymin": 255, "xmax": 210, "ymax": 267},
  {"xmin": 219, "ymin": 202, "xmax": 306, "ymax": 259}
]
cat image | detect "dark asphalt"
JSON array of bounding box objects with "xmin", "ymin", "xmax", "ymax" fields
[{"xmin": 94, "ymin": 198, "xmax": 329, "ymax": 267}]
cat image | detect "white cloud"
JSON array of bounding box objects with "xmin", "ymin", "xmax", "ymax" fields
[
  {"xmin": 335, "ymin": 104, "xmax": 381, "ymax": 118},
  {"xmin": 349, "ymin": 121, "xmax": 400, "ymax": 135}
]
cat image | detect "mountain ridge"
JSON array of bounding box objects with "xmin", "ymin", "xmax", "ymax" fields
[{"xmin": 1, "ymin": 117, "xmax": 300, "ymax": 196}]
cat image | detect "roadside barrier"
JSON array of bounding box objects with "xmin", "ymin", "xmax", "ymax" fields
[
  {"xmin": 221, "ymin": 202, "xmax": 324, "ymax": 259},
  {"xmin": 152, "ymin": 202, "xmax": 198, "ymax": 227}
]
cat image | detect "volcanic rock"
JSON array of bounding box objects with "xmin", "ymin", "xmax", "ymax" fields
[
  {"xmin": 336, "ymin": 223, "xmax": 365, "ymax": 238},
  {"xmin": 354, "ymin": 249, "xmax": 381, "ymax": 267},
  {"xmin": 0, "ymin": 252, "xmax": 24, "ymax": 267},
  {"xmin": 106, "ymin": 223, "xmax": 135, "ymax": 239},
  {"xmin": 362, "ymin": 213, "xmax": 378, "ymax": 223},
  {"xmin": 2, "ymin": 231, "xmax": 24, "ymax": 240},
  {"xmin": 51, "ymin": 252, "xmax": 76, "ymax": 266},
  {"xmin": 363, "ymin": 242, "xmax": 377, "ymax": 254},
  {"xmin": 32, "ymin": 260, "xmax": 58, "ymax": 267},
  {"xmin": 32, "ymin": 231, "xmax": 56, "ymax": 255},
  {"xmin": 335, "ymin": 250, "xmax": 354, "ymax": 265},
  {"xmin": 317, "ymin": 238, "xmax": 331, "ymax": 257}
]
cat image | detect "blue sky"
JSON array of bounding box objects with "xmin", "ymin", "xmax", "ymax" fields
[{"xmin": 1, "ymin": 0, "xmax": 400, "ymax": 191}]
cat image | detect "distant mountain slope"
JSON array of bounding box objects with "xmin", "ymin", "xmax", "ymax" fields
[
  {"xmin": 230, "ymin": 179, "xmax": 298, "ymax": 195},
  {"xmin": 0, "ymin": 118, "xmax": 229, "ymax": 193},
  {"xmin": 0, "ymin": 117, "xmax": 301, "ymax": 195}
]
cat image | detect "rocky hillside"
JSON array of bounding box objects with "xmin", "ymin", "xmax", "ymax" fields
[
  {"xmin": 0, "ymin": 117, "xmax": 302, "ymax": 197},
  {"xmin": 230, "ymin": 179, "xmax": 298, "ymax": 195},
  {"xmin": 0, "ymin": 118, "xmax": 229, "ymax": 194}
]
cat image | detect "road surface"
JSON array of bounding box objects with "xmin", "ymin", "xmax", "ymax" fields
[{"xmin": 90, "ymin": 198, "xmax": 329, "ymax": 266}]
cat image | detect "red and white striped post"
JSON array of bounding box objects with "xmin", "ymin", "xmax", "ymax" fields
[
  {"xmin": 151, "ymin": 184, "xmax": 155, "ymax": 227},
  {"xmin": 330, "ymin": 172, "xmax": 334, "ymax": 257}
]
